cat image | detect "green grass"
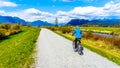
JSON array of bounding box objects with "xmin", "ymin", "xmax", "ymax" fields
[
  {"xmin": 0, "ymin": 26, "xmax": 40, "ymax": 68},
  {"xmin": 80, "ymin": 27, "xmax": 120, "ymax": 35},
  {"xmin": 53, "ymin": 30, "xmax": 120, "ymax": 65},
  {"xmin": 82, "ymin": 40, "xmax": 120, "ymax": 65}
]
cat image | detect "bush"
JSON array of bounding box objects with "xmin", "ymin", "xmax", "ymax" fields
[
  {"xmin": 0, "ymin": 29, "xmax": 8, "ymax": 39},
  {"xmin": 47, "ymin": 27, "xmax": 59, "ymax": 31},
  {"xmin": 1, "ymin": 23, "xmax": 11, "ymax": 30},
  {"xmin": 0, "ymin": 24, "xmax": 21, "ymax": 39},
  {"xmin": 105, "ymin": 37, "xmax": 120, "ymax": 48},
  {"xmin": 60, "ymin": 26, "xmax": 72, "ymax": 34},
  {"xmin": 9, "ymin": 29, "xmax": 21, "ymax": 35},
  {"xmin": 11, "ymin": 24, "xmax": 20, "ymax": 30},
  {"xmin": 91, "ymin": 34, "xmax": 99, "ymax": 40},
  {"xmin": 83, "ymin": 31, "xmax": 93, "ymax": 39},
  {"xmin": 83, "ymin": 31, "xmax": 120, "ymax": 49},
  {"xmin": 26, "ymin": 24, "xmax": 31, "ymax": 27},
  {"xmin": 110, "ymin": 32, "xmax": 114, "ymax": 35}
]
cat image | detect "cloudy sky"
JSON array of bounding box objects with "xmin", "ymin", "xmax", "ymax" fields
[{"xmin": 0, "ymin": 0, "xmax": 120, "ymax": 23}]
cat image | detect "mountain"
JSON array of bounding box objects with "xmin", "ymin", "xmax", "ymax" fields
[
  {"xmin": 67, "ymin": 19, "xmax": 89, "ymax": 26},
  {"xmin": 30, "ymin": 20, "xmax": 53, "ymax": 26},
  {"xmin": 0, "ymin": 16, "xmax": 27, "ymax": 25},
  {"xmin": 89, "ymin": 19, "xmax": 120, "ymax": 26},
  {"xmin": 67, "ymin": 19, "xmax": 120, "ymax": 26},
  {"xmin": 0, "ymin": 15, "xmax": 53, "ymax": 26}
]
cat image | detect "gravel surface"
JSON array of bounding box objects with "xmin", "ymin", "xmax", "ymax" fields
[{"xmin": 35, "ymin": 28, "xmax": 120, "ymax": 68}]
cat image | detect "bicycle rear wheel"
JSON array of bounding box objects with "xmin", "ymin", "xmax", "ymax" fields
[
  {"xmin": 72, "ymin": 41, "xmax": 78, "ymax": 52},
  {"xmin": 78, "ymin": 44, "xmax": 84, "ymax": 55}
]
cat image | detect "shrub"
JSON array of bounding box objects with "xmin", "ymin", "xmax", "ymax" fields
[
  {"xmin": 9, "ymin": 29, "xmax": 21, "ymax": 35},
  {"xmin": 60, "ymin": 26, "xmax": 72, "ymax": 34},
  {"xmin": 0, "ymin": 24, "xmax": 21, "ymax": 39},
  {"xmin": 49, "ymin": 27, "xmax": 56, "ymax": 31},
  {"xmin": 91, "ymin": 34, "xmax": 99, "ymax": 41},
  {"xmin": 1, "ymin": 23, "xmax": 11, "ymax": 30},
  {"xmin": 0, "ymin": 29, "xmax": 8, "ymax": 39},
  {"xmin": 11, "ymin": 24, "xmax": 20, "ymax": 30},
  {"xmin": 26, "ymin": 24, "xmax": 31, "ymax": 27},
  {"xmin": 105, "ymin": 37, "xmax": 120, "ymax": 48},
  {"xmin": 83, "ymin": 31, "xmax": 120, "ymax": 49},
  {"xmin": 47, "ymin": 27, "xmax": 59, "ymax": 31},
  {"xmin": 110, "ymin": 32, "xmax": 114, "ymax": 35},
  {"xmin": 83, "ymin": 31, "xmax": 93, "ymax": 39}
]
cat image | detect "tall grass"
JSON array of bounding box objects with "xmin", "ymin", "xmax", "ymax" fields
[
  {"xmin": 45, "ymin": 26, "xmax": 73, "ymax": 34},
  {"xmin": 46, "ymin": 26, "xmax": 120, "ymax": 49},
  {"xmin": 0, "ymin": 26, "xmax": 40, "ymax": 68},
  {"xmin": 0, "ymin": 23, "xmax": 21, "ymax": 39},
  {"xmin": 80, "ymin": 27, "xmax": 120, "ymax": 35},
  {"xmin": 82, "ymin": 31, "xmax": 120, "ymax": 49}
]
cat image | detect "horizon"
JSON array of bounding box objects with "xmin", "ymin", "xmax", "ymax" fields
[{"xmin": 0, "ymin": 0, "xmax": 120, "ymax": 23}]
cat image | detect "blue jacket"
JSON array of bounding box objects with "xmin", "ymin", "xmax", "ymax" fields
[{"xmin": 72, "ymin": 28, "xmax": 82, "ymax": 38}]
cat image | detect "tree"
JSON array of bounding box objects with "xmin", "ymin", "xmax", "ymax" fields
[{"xmin": 55, "ymin": 17, "xmax": 58, "ymax": 27}]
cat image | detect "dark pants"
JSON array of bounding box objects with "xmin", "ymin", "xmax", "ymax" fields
[{"xmin": 75, "ymin": 38, "xmax": 81, "ymax": 48}]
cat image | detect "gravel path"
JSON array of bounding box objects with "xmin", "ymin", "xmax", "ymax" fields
[{"xmin": 35, "ymin": 28, "xmax": 120, "ymax": 68}]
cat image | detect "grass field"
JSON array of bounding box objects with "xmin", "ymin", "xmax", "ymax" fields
[
  {"xmin": 0, "ymin": 26, "xmax": 40, "ymax": 68},
  {"xmin": 80, "ymin": 27, "xmax": 120, "ymax": 35}
]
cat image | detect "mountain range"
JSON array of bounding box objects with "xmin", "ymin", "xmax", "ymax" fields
[
  {"xmin": 0, "ymin": 15, "xmax": 120, "ymax": 26},
  {"xmin": 29, "ymin": 20, "xmax": 53, "ymax": 26},
  {"xmin": 0, "ymin": 15, "xmax": 53, "ymax": 26},
  {"xmin": 67, "ymin": 19, "xmax": 120, "ymax": 26},
  {"xmin": 0, "ymin": 16, "xmax": 27, "ymax": 25}
]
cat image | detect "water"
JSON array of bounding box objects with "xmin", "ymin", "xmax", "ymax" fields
[
  {"xmin": 93, "ymin": 33, "xmax": 114, "ymax": 37},
  {"xmin": 83, "ymin": 31, "xmax": 118, "ymax": 37}
]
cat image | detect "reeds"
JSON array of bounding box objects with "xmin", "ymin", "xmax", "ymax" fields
[
  {"xmin": 83, "ymin": 31, "xmax": 120, "ymax": 48},
  {"xmin": 46, "ymin": 26, "xmax": 120, "ymax": 49},
  {"xmin": 0, "ymin": 23, "xmax": 21, "ymax": 39}
]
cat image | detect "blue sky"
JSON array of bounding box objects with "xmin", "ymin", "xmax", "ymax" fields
[
  {"xmin": 0, "ymin": 0, "xmax": 120, "ymax": 23},
  {"xmin": 1, "ymin": 0, "xmax": 116, "ymax": 13}
]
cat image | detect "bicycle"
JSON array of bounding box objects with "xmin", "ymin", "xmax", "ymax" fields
[{"xmin": 73, "ymin": 39, "xmax": 84, "ymax": 55}]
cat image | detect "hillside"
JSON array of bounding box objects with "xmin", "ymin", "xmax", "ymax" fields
[
  {"xmin": 67, "ymin": 19, "xmax": 120, "ymax": 26},
  {"xmin": 0, "ymin": 16, "xmax": 27, "ymax": 25},
  {"xmin": 30, "ymin": 20, "xmax": 53, "ymax": 26},
  {"xmin": 0, "ymin": 15, "xmax": 53, "ymax": 26}
]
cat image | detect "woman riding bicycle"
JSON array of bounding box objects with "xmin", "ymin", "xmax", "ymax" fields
[{"xmin": 72, "ymin": 26, "xmax": 82, "ymax": 49}]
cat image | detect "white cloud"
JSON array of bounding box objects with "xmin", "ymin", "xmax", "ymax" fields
[
  {"xmin": 0, "ymin": 0, "xmax": 17, "ymax": 7},
  {"xmin": 0, "ymin": 10, "xmax": 6, "ymax": 14},
  {"xmin": 67, "ymin": 1, "xmax": 120, "ymax": 19},
  {"xmin": 103, "ymin": 1, "xmax": 120, "ymax": 16},
  {"xmin": 3, "ymin": 8, "xmax": 55, "ymax": 23},
  {"xmin": 0, "ymin": 1, "xmax": 120, "ymax": 23}
]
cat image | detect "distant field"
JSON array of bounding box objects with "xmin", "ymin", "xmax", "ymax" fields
[
  {"xmin": 80, "ymin": 27, "xmax": 120, "ymax": 35},
  {"xmin": 0, "ymin": 26, "xmax": 40, "ymax": 68}
]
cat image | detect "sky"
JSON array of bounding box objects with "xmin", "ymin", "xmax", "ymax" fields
[{"xmin": 0, "ymin": 0, "xmax": 120, "ymax": 23}]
